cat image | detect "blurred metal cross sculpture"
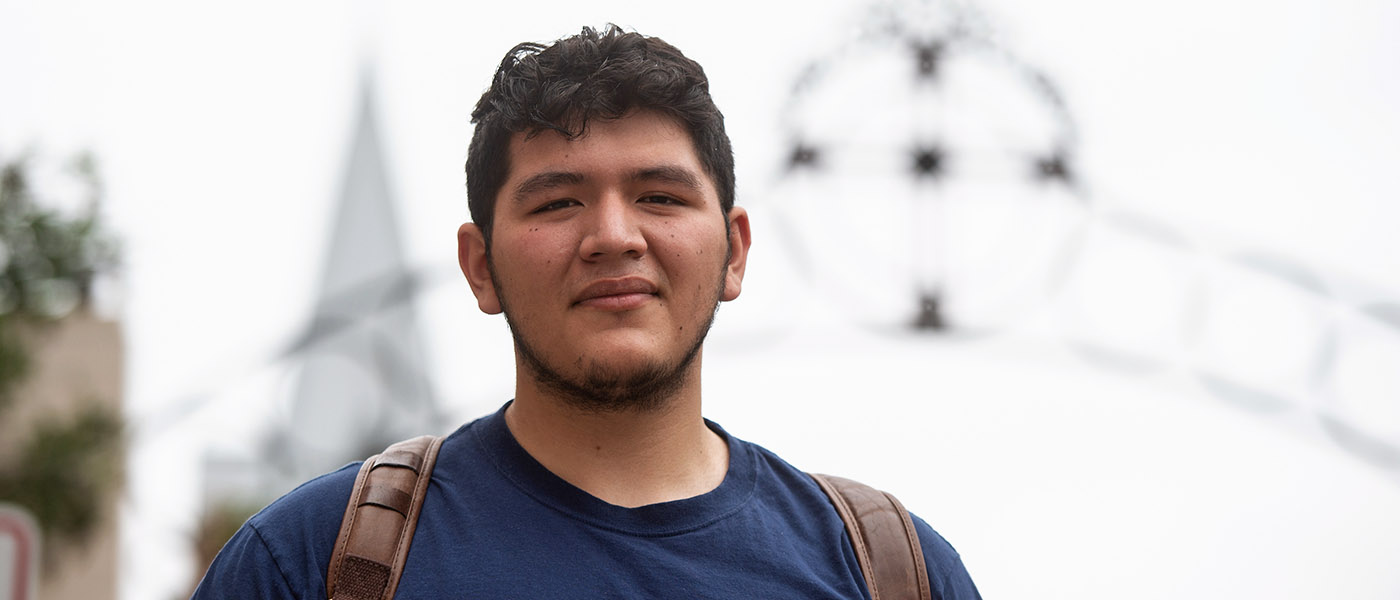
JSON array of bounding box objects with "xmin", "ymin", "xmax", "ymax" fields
[
  {"xmin": 767, "ymin": 0, "xmax": 1400, "ymax": 479},
  {"xmin": 771, "ymin": 0, "xmax": 1084, "ymax": 335}
]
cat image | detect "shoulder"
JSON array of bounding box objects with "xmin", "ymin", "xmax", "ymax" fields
[
  {"xmin": 192, "ymin": 463, "xmax": 361, "ymax": 599},
  {"xmin": 910, "ymin": 513, "xmax": 982, "ymax": 600},
  {"xmin": 730, "ymin": 433, "xmax": 981, "ymax": 600},
  {"xmin": 193, "ymin": 422, "xmax": 483, "ymax": 598},
  {"xmin": 250, "ymin": 463, "xmax": 360, "ymax": 534}
]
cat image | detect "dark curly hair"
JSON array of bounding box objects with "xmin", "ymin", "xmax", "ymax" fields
[{"xmin": 465, "ymin": 25, "xmax": 735, "ymax": 247}]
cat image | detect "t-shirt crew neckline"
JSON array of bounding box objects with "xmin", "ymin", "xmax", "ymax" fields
[{"xmin": 470, "ymin": 401, "xmax": 759, "ymax": 538}]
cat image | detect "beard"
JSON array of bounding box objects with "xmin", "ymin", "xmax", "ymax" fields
[
  {"xmin": 509, "ymin": 317, "xmax": 710, "ymax": 414},
  {"xmin": 491, "ymin": 255, "xmax": 729, "ymax": 414}
]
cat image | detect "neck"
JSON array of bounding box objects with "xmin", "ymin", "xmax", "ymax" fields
[{"xmin": 505, "ymin": 363, "xmax": 728, "ymax": 508}]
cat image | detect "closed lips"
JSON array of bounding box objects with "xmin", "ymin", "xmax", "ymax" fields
[{"xmin": 573, "ymin": 278, "xmax": 658, "ymax": 305}]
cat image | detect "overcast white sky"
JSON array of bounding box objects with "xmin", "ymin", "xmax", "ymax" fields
[{"xmin": 4, "ymin": 0, "xmax": 1400, "ymax": 598}]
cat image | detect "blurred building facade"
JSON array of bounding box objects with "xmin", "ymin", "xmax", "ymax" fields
[{"xmin": 0, "ymin": 309, "xmax": 123, "ymax": 600}]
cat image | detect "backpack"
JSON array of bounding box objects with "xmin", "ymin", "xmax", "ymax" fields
[{"xmin": 326, "ymin": 436, "xmax": 932, "ymax": 600}]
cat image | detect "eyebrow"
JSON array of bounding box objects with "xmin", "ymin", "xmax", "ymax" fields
[
  {"xmin": 510, "ymin": 164, "xmax": 705, "ymax": 204},
  {"xmin": 511, "ymin": 171, "xmax": 585, "ymax": 204},
  {"xmin": 628, "ymin": 165, "xmax": 704, "ymax": 192}
]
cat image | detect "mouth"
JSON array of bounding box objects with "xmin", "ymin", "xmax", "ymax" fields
[{"xmin": 573, "ymin": 277, "xmax": 659, "ymax": 310}]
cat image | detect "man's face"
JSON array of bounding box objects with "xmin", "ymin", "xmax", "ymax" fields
[{"xmin": 458, "ymin": 109, "xmax": 750, "ymax": 411}]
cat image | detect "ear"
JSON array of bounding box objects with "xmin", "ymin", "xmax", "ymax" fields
[
  {"xmin": 457, "ymin": 222, "xmax": 503, "ymax": 314},
  {"xmin": 721, "ymin": 207, "xmax": 751, "ymax": 302}
]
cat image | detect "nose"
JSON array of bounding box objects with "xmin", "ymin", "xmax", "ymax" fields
[{"xmin": 579, "ymin": 197, "xmax": 647, "ymax": 261}]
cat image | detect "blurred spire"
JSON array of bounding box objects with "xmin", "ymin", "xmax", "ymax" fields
[{"xmin": 270, "ymin": 67, "xmax": 442, "ymax": 484}]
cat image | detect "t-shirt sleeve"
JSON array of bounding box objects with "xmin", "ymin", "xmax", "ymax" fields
[
  {"xmin": 190, "ymin": 520, "xmax": 300, "ymax": 599},
  {"xmin": 188, "ymin": 464, "xmax": 357, "ymax": 600},
  {"xmin": 912, "ymin": 514, "xmax": 982, "ymax": 600}
]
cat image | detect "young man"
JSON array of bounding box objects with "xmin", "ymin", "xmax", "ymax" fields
[{"xmin": 193, "ymin": 25, "xmax": 979, "ymax": 598}]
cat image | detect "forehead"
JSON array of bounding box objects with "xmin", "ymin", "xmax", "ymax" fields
[{"xmin": 499, "ymin": 110, "xmax": 715, "ymax": 198}]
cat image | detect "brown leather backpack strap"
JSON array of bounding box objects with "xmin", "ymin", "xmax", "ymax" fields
[
  {"xmin": 326, "ymin": 435, "xmax": 444, "ymax": 600},
  {"xmin": 812, "ymin": 474, "xmax": 932, "ymax": 600}
]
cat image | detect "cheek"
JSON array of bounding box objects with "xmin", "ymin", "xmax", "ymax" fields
[
  {"xmin": 489, "ymin": 239, "xmax": 568, "ymax": 305},
  {"xmin": 659, "ymin": 223, "xmax": 729, "ymax": 270},
  {"xmin": 499, "ymin": 228, "xmax": 573, "ymax": 268}
]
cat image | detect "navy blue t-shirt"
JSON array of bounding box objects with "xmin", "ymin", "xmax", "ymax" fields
[{"xmin": 192, "ymin": 404, "xmax": 980, "ymax": 598}]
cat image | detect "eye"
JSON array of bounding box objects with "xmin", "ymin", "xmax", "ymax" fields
[
  {"xmin": 531, "ymin": 198, "xmax": 580, "ymax": 213},
  {"xmin": 639, "ymin": 195, "xmax": 683, "ymax": 206}
]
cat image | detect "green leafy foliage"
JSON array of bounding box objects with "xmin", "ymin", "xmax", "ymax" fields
[
  {"xmin": 0, "ymin": 404, "xmax": 124, "ymax": 544},
  {"xmin": 0, "ymin": 150, "xmax": 124, "ymax": 550},
  {"xmin": 0, "ymin": 152, "xmax": 118, "ymax": 323}
]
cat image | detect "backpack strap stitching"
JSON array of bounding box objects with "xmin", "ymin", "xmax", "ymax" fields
[
  {"xmin": 812, "ymin": 473, "xmax": 880, "ymax": 599},
  {"xmin": 326, "ymin": 435, "xmax": 443, "ymax": 600},
  {"xmin": 811, "ymin": 473, "xmax": 932, "ymax": 600},
  {"xmin": 884, "ymin": 490, "xmax": 932, "ymax": 600},
  {"xmin": 360, "ymin": 484, "xmax": 414, "ymax": 516},
  {"xmin": 382, "ymin": 435, "xmax": 442, "ymax": 599},
  {"xmin": 326, "ymin": 453, "xmax": 376, "ymax": 598}
]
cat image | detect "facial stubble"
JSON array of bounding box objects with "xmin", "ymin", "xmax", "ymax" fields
[{"xmin": 488, "ymin": 241, "xmax": 731, "ymax": 415}]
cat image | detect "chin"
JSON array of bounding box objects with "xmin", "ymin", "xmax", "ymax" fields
[
  {"xmin": 580, "ymin": 356, "xmax": 677, "ymax": 384},
  {"xmin": 508, "ymin": 312, "xmax": 711, "ymax": 412},
  {"xmin": 520, "ymin": 343, "xmax": 702, "ymax": 414},
  {"xmin": 583, "ymin": 344, "xmax": 667, "ymax": 370},
  {"xmin": 550, "ymin": 357, "xmax": 691, "ymax": 414}
]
